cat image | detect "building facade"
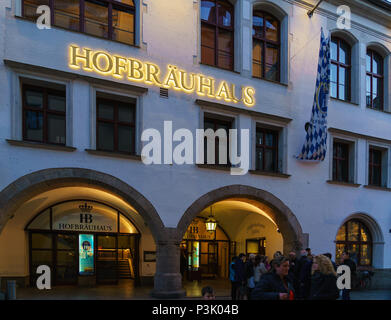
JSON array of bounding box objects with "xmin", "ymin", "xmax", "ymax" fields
[{"xmin": 0, "ymin": 0, "xmax": 390, "ymax": 297}]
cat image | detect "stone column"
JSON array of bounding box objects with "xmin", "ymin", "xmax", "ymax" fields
[{"xmin": 151, "ymin": 236, "xmax": 185, "ymax": 299}]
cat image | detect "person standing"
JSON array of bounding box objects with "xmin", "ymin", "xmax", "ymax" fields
[
  {"xmin": 233, "ymin": 253, "xmax": 247, "ymax": 300},
  {"xmin": 245, "ymin": 254, "xmax": 256, "ymax": 299},
  {"xmin": 251, "ymin": 256, "xmax": 295, "ymax": 300},
  {"xmin": 340, "ymin": 251, "xmax": 356, "ymax": 300},
  {"xmin": 288, "ymin": 251, "xmax": 299, "ymax": 294},
  {"xmin": 298, "ymin": 250, "xmax": 312, "ymax": 299},
  {"xmin": 309, "ymin": 255, "xmax": 340, "ymax": 300},
  {"xmin": 254, "ymin": 255, "xmax": 268, "ymax": 285},
  {"xmin": 229, "ymin": 256, "xmax": 237, "ymax": 300}
]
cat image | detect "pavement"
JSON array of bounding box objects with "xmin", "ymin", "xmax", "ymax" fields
[{"xmin": 11, "ymin": 279, "xmax": 391, "ymax": 300}]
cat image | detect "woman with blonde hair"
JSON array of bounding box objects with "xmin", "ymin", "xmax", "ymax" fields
[{"xmin": 309, "ymin": 255, "xmax": 339, "ymax": 300}]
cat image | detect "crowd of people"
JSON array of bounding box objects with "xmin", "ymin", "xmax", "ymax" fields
[{"xmin": 228, "ymin": 248, "xmax": 357, "ymax": 300}]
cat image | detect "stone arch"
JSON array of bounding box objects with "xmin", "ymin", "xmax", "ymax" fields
[
  {"xmin": 336, "ymin": 212, "xmax": 385, "ymax": 268},
  {"xmin": 0, "ymin": 168, "xmax": 166, "ymax": 243},
  {"xmin": 176, "ymin": 185, "xmax": 305, "ymax": 254}
]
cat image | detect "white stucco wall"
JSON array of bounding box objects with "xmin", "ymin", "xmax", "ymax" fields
[{"xmin": 0, "ymin": 0, "xmax": 390, "ymax": 271}]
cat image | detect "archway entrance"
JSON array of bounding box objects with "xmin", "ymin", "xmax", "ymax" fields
[{"xmin": 178, "ymin": 186, "xmax": 304, "ymax": 297}]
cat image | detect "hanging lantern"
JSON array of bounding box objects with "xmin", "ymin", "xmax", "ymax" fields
[{"xmin": 205, "ymin": 205, "xmax": 217, "ymax": 233}]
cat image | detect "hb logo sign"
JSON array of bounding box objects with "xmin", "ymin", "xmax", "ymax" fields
[{"xmin": 80, "ymin": 214, "xmax": 93, "ymax": 223}]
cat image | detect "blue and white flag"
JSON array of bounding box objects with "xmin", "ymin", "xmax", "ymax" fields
[{"xmin": 297, "ymin": 28, "xmax": 330, "ymax": 161}]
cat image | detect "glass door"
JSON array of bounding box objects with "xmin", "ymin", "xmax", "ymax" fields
[
  {"xmin": 55, "ymin": 233, "xmax": 77, "ymax": 284},
  {"xmin": 96, "ymin": 235, "xmax": 118, "ymax": 284}
]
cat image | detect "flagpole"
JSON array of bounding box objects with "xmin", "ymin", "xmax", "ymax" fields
[{"xmin": 307, "ymin": 0, "xmax": 325, "ymax": 18}]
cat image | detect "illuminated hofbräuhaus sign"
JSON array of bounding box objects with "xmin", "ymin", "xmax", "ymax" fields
[{"xmin": 68, "ymin": 45, "xmax": 256, "ymax": 107}]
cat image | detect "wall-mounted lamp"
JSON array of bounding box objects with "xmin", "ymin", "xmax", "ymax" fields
[{"xmin": 307, "ymin": 0, "xmax": 325, "ymax": 18}]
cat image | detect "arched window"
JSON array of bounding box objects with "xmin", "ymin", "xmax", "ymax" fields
[
  {"xmin": 252, "ymin": 11, "xmax": 280, "ymax": 82},
  {"xmin": 201, "ymin": 0, "xmax": 234, "ymax": 70},
  {"xmin": 330, "ymin": 37, "xmax": 351, "ymax": 101},
  {"xmin": 366, "ymin": 49, "xmax": 384, "ymax": 110},
  {"xmin": 336, "ymin": 219, "xmax": 372, "ymax": 267}
]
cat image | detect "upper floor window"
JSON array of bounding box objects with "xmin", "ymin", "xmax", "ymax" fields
[
  {"xmin": 252, "ymin": 11, "xmax": 280, "ymax": 82},
  {"xmin": 201, "ymin": 0, "xmax": 234, "ymax": 70},
  {"xmin": 330, "ymin": 37, "xmax": 351, "ymax": 101},
  {"xmin": 368, "ymin": 147, "xmax": 382, "ymax": 186},
  {"xmin": 22, "ymin": 0, "xmax": 135, "ymax": 45},
  {"xmin": 96, "ymin": 96, "xmax": 136, "ymax": 154},
  {"xmin": 22, "ymin": 84, "xmax": 66, "ymax": 145},
  {"xmin": 333, "ymin": 141, "xmax": 349, "ymax": 182},
  {"xmin": 366, "ymin": 50, "xmax": 384, "ymax": 110},
  {"xmin": 255, "ymin": 127, "xmax": 279, "ymax": 172},
  {"xmin": 204, "ymin": 114, "xmax": 232, "ymax": 165}
]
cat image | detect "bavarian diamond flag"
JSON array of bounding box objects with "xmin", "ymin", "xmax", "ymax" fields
[{"xmin": 297, "ymin": 28, "xmax": 330, "ymax": 161}]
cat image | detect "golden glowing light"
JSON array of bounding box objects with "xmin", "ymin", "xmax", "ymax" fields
[{"xmin": 68, "ymin": 44, "xmax": 256, "ymax": 107}]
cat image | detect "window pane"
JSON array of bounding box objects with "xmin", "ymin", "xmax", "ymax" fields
[
  {"xmin": 25, "ymin": 110, "xmax": 43, "ymax": 141},
  {"xmin": 366, "ymin": 52, "xmax": 371, "ymax": 72},
  {"xmin": 217, "ymin": 51, "xmax": 232, "ymax": 70},
  {"xmin": 118, "ymin": 125, "xmax": 134, "ymax": 153},
  {"xmin": 23, "ymin": 0, "xmax": 49, "ymax": 20},
  {"xmin": 48, "ymin": 94, "xmax": 66, "ymax": 112},
  {"xmin": 331, "ymin": 39, "xmax": 338, "ymax": 61},
  {"xmin": 201, "ymin": 0, "xmax": 216, "ymax": 23},
  {"xmin": 32, "ymin": 233, "xmax": 52, "ymax": 249},
  {"xmin": 338, "ymin": 67, "xmax": 349, "ymax": 100},
  {"xmin": 336, "ymin": 224, "xmax": 346, "ymax": 241},
  {"xmin": 265, "ymin": 132, "xmax": 275, "ymax": 146},
  {"xmin": 372, "ymin": 77, "xmax": 382, "ymax": 110},
  {"xmin": 25, "ymin": 90, "xmax": 43, "ymax": 109},
  {"xmin": 116, "ymin": 0, "xmax": 134, "ymax": 5},
  {"xmin": 47, "ymin": 114, "xmax": 66, "ymax": 144},
  {"xmin": 373, "ymin": 52, "xmax": 382, "ymax": 75},
  {"xmin": 253, "ymin": 14, "xmax": 264, "ymax": 38},
  {"xmin": 54, "ymin": 0, "xmax": 80, "ymax": 31},
  {"xmin": 360, "ymin": 224, "xmax": 370, "ymax": 242},
  {"xmin": 332, "ymin": 159, "xmax": 337, "ymax": 180},
  {"xmin": 256, "ymin": 147, "xmax": 263, "ymax": 170},
  {"xmin": 112, "ymin": 8, "xmax": 134, "ymax": 45},
  {"xmin": 256, "ymin": 130, "xmax": 263, "ymax": 145},
  {"xmin": 347, "ymin": 221, "xmax": 360, "ymax": 241},
  {"xmin": 360, "ymin": 245, "xmax": 371, "ymax": 265},
  {"xmin": 217, "ymin": 1, "xmax": 232, "ymax": 27},
  {"xmin": 218, "ymin": 29, "xmax": 233, "ymax": 53},
  {"xmin": 85, "ymin": 1, "xmax": 109, "ymax": 38},
  {"xmin": 98, "ymin": 102, "xmax": 114, "ymax": 120},
  {"xmin": 265, "ymin": 44, "xmax": 278, "ymax": 81},
  {"xmin": 265, "ymin": 15, "xmax": 278, "ymax": 41},
  {"xmin": 57, "ymin": 234, "xmax": 77, "ymax": 250},
  {"xmin": 330, "ymin": 64, "xmax": 337, "ymax": 99},
  {"xmin": 57, "ymin": 251, "xmax": 76, "ymax": 265},
  {"xmin": 339, "ymin": 40, "xmax": 350, "ymax": 64},
  {"xmin": 31, "ymin": 250, "xmax": 53, "ymax": 265},
  {"xmin": 264, "ymin": 149, "xmax": 275, "ymax": 172},
  {"xmin": 28, "ymin": 209, "xmax": 51, "ymax": 230},
  {"xmin": 98, "ymin": 122, "xmax": 114, "ymax": 151},
  {"xmin": 252, "ymin": 39, "xmax": 262, "ymax": 78},
  {"xmin": 118, "ymin": 104, "xmax": 135, "ymax": 123},
  {"xmin": 201, "ymin": 24, "xmax": 215, "ymax": 65},
  {"xmin": 366, "ymin": 75, "xmax": 372, "ymax": 107}
]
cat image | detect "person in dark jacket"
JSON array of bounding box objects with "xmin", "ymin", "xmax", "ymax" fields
[
  {"xmin": 309, "ymin": 255, "xmax": 339, "ymax": 300},
  {"xmin": 251, "ymin": 256, "xmax": 295, "ymax": 300},
  {"xmin": 288, "ymin": 251, "xmax": 299, "ymax": 294},
  {"xmin": 340, "ymin": 251, "xmax": 357, "ymax": 300},
  {"xmin": 229, "ymin": 256, "xmax": 238, "ymax": 300},
  {"xmin": 297, "ymin": 250, "xmax": 312, "ymax": 299},
  {"xmin": 323, "ymin": 253, "xmax": 337, "ymax": 271},
  {"xmin": 233, "ymin": 253, "xmax": 246, "ymax": 299},
  {"xmin": 245, "ymin": 254, "xmax": 256, "ymax": 299}
]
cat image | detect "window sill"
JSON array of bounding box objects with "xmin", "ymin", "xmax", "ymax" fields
[
  {"xmin": 330, "ymin": 97, "xmax": 359, "ymax": 106},
  {"xmin": 252, "ymin": 76, "xmax": 288, "ymax": 87},
  {"xmin": 85, "ymin": 149, "xmax": 142, "ymax": 161},
  {"xmin": 326, "ymin": 180, "xmax": 361, "ymax": 188},
  {"xmin": 363, "ymin": 185, "xmax": 391, "ymax": 192},
  {"xmin": 249, "ymin": 170, "xmax": 291, "ymax": 178},
  {"xmin": 199, "ymin": 63, "xmax": 241, "ymax": 75},
  {"xmin": 15, "ymin": 16, "xmax": 140, "ymax": 49},
  {"xmin": 6, "ymin": 139, "xmax": 76, "ymax": 152},
  {"xmin": 196, "ymin": 164, "xmax": 232, "ymax": 172},
  {"xmin": 366, "ymin": 106, "xmax": 391, "ymax": 115}
]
